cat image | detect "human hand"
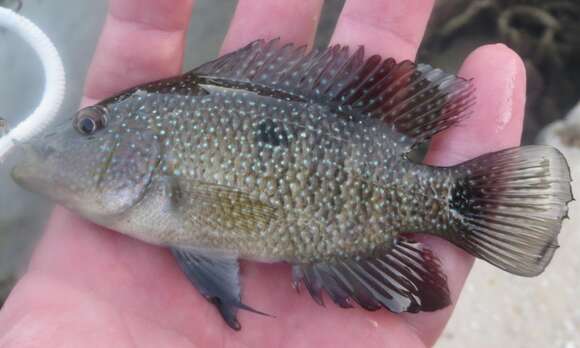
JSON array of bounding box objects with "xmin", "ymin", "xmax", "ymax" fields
[{"xmin": 0, "ymin": 0, "xmax": 526, "ymax": 347}]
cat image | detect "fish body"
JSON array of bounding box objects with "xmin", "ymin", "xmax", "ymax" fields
[
  {"xmin": 102, "ymin": 84, "xmax": 453, "ymax": 263},
  {"xmin": 12, "ymin": 39, "xmax": 573, "ymax": 330}
]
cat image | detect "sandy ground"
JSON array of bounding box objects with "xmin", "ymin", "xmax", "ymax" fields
[
  {"xmin": 0, "ymin": 1, "xmax": 578, "ymax": 347},
  {"xmin": 436, "ymin": 211, "xmax": 580, "ymax": 348}
]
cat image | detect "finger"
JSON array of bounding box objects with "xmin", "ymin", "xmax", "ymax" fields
[
  {"xmin": 331, "ymin": 0, "xmax": 435, "ymax": 61},
  {"xmin": 402, "ymin": 44, "xmax": 527, "ymax": 346},
  {"xmin": 221, "ymin": 0, "xmax": 324, "ymax": 54},
  {"xmin": 83, "ymin": 0, "xmax": 195, "ymax": 105}
]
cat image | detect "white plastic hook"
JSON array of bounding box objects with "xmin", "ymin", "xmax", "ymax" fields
[{"xmin": 0, "ymin": 7, "xmax": 65, "ymax": 161}]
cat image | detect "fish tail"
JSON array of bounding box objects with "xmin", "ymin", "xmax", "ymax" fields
[{"xmin": 448, "ymin": 145, "xmax": 573, "ymax": 277}]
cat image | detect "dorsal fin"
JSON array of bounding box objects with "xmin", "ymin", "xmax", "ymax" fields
[{"xmin": 191, "ymin": 39, "xmax": 475, "ymax": 144}]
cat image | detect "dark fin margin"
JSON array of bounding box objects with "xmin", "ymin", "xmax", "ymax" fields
[
  {"xmin": 191, "ymin": 38, "xmax": 475, "ymax": 146},
  {"xmin": 292, "ymin": 236, "xmax": 450, "ymax": 313},
  {"xmin": 449, "ymin": 145, "xmax": 573, "ymax": 276}
]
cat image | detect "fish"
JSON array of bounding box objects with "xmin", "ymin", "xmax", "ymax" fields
[{"xmin": 11, "ymin": 39, "xmax": 573, "ymax": 330}]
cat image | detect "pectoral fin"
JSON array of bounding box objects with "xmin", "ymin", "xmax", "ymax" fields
[
  {"xmin": 170, "ymin": 179, "xmax": 281, "ymax": 234},
  {"xmin": 171, "ymin": 248, "xmax": 268, "ymax": 330}
]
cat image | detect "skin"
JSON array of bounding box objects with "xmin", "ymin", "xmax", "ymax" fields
[{"xmin": 0, "ymin": 0, "xmax": 526, "ymax": 347}]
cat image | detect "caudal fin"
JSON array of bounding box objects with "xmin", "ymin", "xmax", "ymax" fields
[{"xmin": 450, "ymin": 145, "xmax": 573, "ymax": 277}]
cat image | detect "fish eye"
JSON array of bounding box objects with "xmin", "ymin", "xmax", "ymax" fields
[
  {"xmin": 74, "ymin": 106, "xmax": 108, "ymax": 136},
  {"xmin": 79, "ymin": 118, "xmax": 96, "ymax": 134}
]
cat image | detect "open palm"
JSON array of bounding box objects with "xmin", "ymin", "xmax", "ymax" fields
[{"xmin": 0, "ymin": 0, "xmax": 527, "ymax": 347}]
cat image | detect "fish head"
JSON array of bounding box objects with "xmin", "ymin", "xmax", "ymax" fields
[{"xmin": 12, "ymin": 96, "xmax": 161, "ymax": 223}]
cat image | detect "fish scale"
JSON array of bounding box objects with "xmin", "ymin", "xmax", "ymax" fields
[
  {"xmin": 116, "ymin": 83, "xmax": 448, "ymax": 262},
  {"xmin": 11, "ymin": 39, "xmax": 572, "ymax": 330}
]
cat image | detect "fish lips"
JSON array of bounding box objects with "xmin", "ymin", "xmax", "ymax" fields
[{"xmin": 11, "ymin": 143, "xmax": 58, "ymax": 196}]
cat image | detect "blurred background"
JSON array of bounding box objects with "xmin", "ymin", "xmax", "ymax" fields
[{"xmin": 0, "ymin": 0, "xmax": 578, "ymax": 347}]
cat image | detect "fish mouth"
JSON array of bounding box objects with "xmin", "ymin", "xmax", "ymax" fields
[{"xmin": 11, "ymin": 143, "xmax": 51, "ymax": 193}]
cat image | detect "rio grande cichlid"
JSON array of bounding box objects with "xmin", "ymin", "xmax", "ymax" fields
[{"xmin": 11, "ymin": 39, "xmax": 573, "ymax": 330}]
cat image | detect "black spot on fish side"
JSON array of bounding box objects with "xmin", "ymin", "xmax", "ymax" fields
[{"xmin": 256, "ymin": 120, "xmax": 289, "ymax": 147}]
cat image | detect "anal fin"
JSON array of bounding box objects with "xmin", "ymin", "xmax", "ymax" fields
[
  {"xmin": 171, "ymin": 248, "xmax": 268, "ymax": 330},
  {"xmin": 292, "ymin": 236, "xmax": 450, "ymax": 313}
]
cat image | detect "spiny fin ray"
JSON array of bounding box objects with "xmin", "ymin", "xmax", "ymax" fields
[
  {"xmin": 292, "ymin": 236, "xmax": 450, "ymax": 313},
  {"xmin": 191, "ymin": 39, "xmax": 475, "ymax": 146}
]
